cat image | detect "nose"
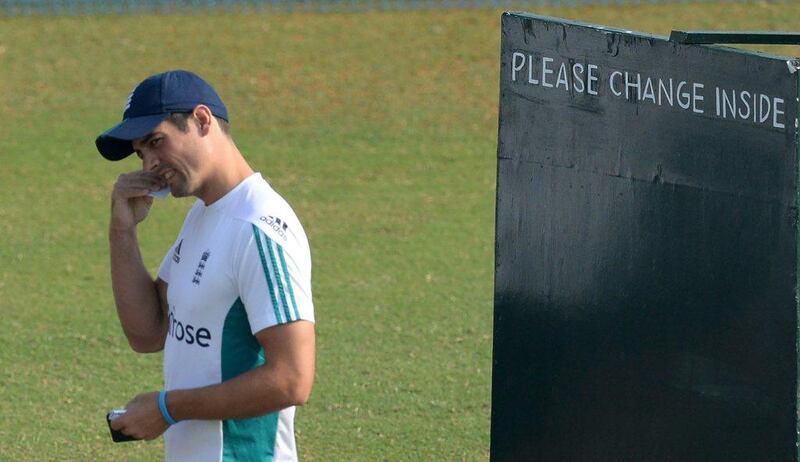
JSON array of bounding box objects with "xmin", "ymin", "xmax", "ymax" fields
[{"xmin": 142, "ymin": 151, "xmax": 159, "ymax": 172}]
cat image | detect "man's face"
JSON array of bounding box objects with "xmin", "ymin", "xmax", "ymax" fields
[{"xmin": 132, "ymin": 117, "xmax": 204, "ymax": 198}]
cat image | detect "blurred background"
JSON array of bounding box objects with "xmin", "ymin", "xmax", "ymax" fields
[{"xmin": 0, "ymin": 0, "xmax": 797, "ymax": 460}]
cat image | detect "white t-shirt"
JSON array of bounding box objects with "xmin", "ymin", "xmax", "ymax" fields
[{"xmin": 157, "ymin": 173, "xmax": 314, "ymax": 462}]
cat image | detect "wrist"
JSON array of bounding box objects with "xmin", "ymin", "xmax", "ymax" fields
[
  {"xmin": 158, "ymin": 390, "xmax": 178, "ymax": 426},
  {"xmin": 109, "ymin": 221, "xmax": 137, "ymax": 236}
]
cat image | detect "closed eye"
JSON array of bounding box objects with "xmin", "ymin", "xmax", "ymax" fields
[{"xmin": 150, "ymin": 137, "xmax": 163, "ymax": 148}]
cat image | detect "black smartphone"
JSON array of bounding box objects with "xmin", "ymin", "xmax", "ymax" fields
[{"xmin": 106, "ymin": 409, "xmax": 139, "ymax": 443}]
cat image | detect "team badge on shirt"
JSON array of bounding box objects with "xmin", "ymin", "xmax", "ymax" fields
[{"xmin": 192, "ymin": 250, "xmax": 211, "ymax": 285}]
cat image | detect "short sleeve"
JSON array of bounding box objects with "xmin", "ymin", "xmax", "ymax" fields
[{"xmin": 236, "ymin": 223, "xmax": 315, "ymax": 334}]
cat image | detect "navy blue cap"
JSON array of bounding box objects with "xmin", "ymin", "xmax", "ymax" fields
[{"xmin": 95, "ymin": 70, "xmax": 228, "ymax": 161}]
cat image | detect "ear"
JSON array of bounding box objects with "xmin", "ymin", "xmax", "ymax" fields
[{"xmin": 192, "ymin": 105, "xmax": 214, "ymax": 135}]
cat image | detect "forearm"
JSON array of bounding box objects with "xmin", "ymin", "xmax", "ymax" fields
[
  {"xmin": 165, "ymin": 322, "xmax": 315, "ymax": 420},
  {"xmin": 109, "ymin": 226, "xmax": 166, "ymax": 351},
  {"xmin": 110, "ymin": 363, "xmax": 311, "ymax": 441},
  {"xmin": 166, "ymin": 362, "xmax": 312, "ymax": 421}
]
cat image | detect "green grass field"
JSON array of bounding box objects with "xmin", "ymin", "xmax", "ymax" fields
[{"xmin": 1, "ymin": 2, "xmax": 799, "ymax": 460}]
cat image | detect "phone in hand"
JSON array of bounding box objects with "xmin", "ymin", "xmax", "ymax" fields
[{"xmin": 106, "ymin": 409, "xmax": 139, "ymax": 443}]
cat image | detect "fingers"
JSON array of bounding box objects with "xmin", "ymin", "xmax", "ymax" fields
[
  {"xmin": 110, "ymin": 392, "xmax": 169, "ymax": 441},
  {"xmin": 110, "ymin": 416, "xmax": 142, "ymax": 440},
  {"xmin": 109, "ymin": 415, "xmax": 125, "ymax": 431},
  {"xmin": 113, "ymin": 171, "xmax": 167, "ymax": 200},
  {"xmin": 110, "ymin": 174, "xmax": 159, "ymax": 230}
]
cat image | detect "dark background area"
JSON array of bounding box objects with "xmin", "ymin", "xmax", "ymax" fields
[{"xmin": 492, "ymin": 13, "xmax": 799, "ymax": 461}]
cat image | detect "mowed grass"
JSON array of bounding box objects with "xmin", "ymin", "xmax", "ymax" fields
[{"xmin": 1, "ymin": 2, "xmax": 799, "ymax": 460}]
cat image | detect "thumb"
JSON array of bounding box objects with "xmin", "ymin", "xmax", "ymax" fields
[{"xmin": 109, "ymin": 414, "xmax": 126, "ymax": 431}]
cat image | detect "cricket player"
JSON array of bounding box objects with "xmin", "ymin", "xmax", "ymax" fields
[{"xmin": 95, "ymin": 69, "xmax": 315, "ymax": 461}]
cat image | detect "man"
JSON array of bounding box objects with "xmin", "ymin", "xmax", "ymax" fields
[{"xmin": 95, "ymin": 70, "xmax": 315, "ymax": 461}]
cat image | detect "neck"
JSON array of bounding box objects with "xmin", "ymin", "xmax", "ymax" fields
[{"xmin": 197, "ymin": 141, "xmax": 254, "ymax": 205}]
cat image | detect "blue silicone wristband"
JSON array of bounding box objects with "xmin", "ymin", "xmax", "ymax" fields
[{"xmin": 158, "ymin": 390, "xmax": 178, "ymax": 426}]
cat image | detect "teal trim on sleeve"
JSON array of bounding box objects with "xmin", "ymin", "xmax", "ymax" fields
[
  {"xmin": 221, "ymin": 298, "xmax": 278, "ymax": 462},
  {"xmin": 252, "ymin": 224, "xmax": 284, "ymax": 324},
  {"xmin": 276, "ymin": 245, "xmax": 300, "ymax": 321},
  {"xmin": 265, "ymin": 236, "xmax": 294, "ymax": 323}
]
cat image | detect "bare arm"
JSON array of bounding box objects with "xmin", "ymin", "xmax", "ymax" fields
[
  {"xmin": 109, "ymin": 171, "xmax": 169, "ymax": 353},
  {"xmin": 170, "ymin": 320, "xmax": 316, "ymax": 419},
  {"xmin": 110, "ymin": 320, "xmax": 316, "ymax": 440}
]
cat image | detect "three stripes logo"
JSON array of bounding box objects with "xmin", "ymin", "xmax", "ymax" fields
[
  {"xmin": 173, "ymin": 239, "xmax": 183, "ymax": 264},
  {"xmin": 259, "ymin": 215, "xmax": 289, "ymax": 241},
  {"xmin": 252, "ymin": 225, "xmax": 300, "ymax": 324}
]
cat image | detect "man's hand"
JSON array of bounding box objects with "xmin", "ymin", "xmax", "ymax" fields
[
  {"xmin": 110, "ymin": 391, "xmax": 170, "ymax": 441},
  {"xmin": 111, "ymin": 171, "xmax": 166, "ymax": 230}
]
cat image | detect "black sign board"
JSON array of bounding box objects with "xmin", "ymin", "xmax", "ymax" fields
[{"xmin": 492, "ymin": 12, "xmax": 800, "ymax": 461}]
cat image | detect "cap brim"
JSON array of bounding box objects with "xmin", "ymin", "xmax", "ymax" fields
[{"xmin": 95, "ymin": 114, "xmax": 169, "ymax": 161}]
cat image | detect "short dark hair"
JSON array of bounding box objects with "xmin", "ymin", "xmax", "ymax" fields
[{"xmin": 167, "ymin": 112, "xmax": 230, "ymax": 135}]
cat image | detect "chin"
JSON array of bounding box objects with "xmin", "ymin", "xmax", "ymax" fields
[{"xmin": 166, "ymin": 182, "xmax": 186, "ymax": 197}]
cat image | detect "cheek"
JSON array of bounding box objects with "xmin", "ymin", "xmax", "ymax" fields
[{"xmin": 156, "ymin": 144, "xmax": 180, "ymax": 167}]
